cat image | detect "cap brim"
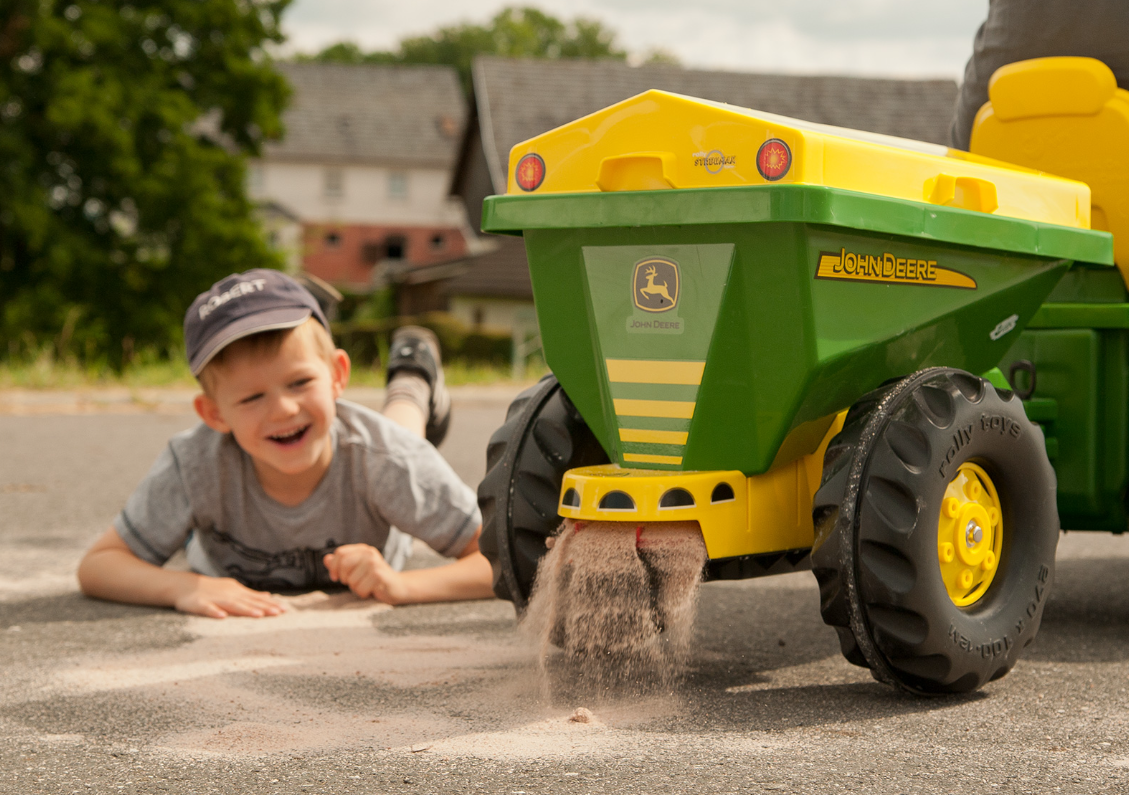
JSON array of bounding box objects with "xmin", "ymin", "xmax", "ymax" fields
[{"xmin": 189, "ymin": 308, "xmax": 313, "ymax": 375}]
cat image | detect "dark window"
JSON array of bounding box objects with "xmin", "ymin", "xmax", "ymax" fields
[
  {"xmin": 430, "ymin": 233, "xmax": 445, "ymax": 250},
  {"xmin": 473, "ymin": 306, "xmax": 485, "ymax": 327},
  {"xmin": 324, "ymin": 231, "xmax": 341, "ymax": 248},
  {"xmin": 385, "ymin": 235, "xmax": 406, "ymax": 260}
]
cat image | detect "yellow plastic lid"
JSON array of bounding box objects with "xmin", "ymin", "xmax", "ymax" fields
[{"xmin": 506, "ymin": 89, "xmax": 1092, "ymax": 230}]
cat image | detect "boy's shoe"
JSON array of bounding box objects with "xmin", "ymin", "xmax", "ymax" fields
[{"xmin": 386, "ymin": 326, "xmax": 452, "ymax": 447}]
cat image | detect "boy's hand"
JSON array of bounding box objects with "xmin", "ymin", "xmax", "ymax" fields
[
  {"xmin": 323, "ymin": 544, "xmax": 409, "ymax": 605},
  {"xmin": 174, "ymin": 575, "xmax": 287, "ymax": 619},
  {"xmin": 78, "ymin": 528, "xmax": 288, "ymax": 619}
]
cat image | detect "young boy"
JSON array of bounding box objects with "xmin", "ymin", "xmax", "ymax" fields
[{"xmin": 78, "ymin": 269, "xmax": 493, "ymax": 618}]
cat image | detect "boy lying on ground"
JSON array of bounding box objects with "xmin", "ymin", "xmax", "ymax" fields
[{"xmin": 78, "ymin": 269, "xmax": 493, "ymax": 617}]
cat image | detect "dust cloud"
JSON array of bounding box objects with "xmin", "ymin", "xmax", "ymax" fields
[{"xmin": 523, "ymin": 520, "xmax": 707, "ymax": 696}]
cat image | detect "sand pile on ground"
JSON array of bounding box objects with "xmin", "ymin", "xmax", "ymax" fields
[{"xmin": 524, "ymin": 520, "xmax": 707, "ymax": 691}]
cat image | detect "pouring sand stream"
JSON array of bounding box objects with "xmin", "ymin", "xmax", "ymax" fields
[{"xmin": 522, "ymin": 520, "xmax": 708, "ymax": 695}]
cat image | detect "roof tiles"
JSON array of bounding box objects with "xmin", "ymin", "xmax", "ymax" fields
[{"xmin": 266, "ymin": 62, "xmax": 467, "ymax": 168}]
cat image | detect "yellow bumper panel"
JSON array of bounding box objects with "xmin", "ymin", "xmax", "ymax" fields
[{"xmin": 559, "ymin": 411, "xmax": 847, "ymax": 560}]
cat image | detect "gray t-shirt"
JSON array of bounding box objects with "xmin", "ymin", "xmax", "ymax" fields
[
  {"xmin": 951, "ymin": 0, "xmax": 1129, "ymax": 150},
  {"xmin": 114, "ymin": 400, "xmax": 481, "ymax": 591}
]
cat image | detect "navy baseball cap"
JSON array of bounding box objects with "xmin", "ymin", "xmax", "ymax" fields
[{"xmin": 185, "ymin": 269, "xmax": 330, "ymax": 376}]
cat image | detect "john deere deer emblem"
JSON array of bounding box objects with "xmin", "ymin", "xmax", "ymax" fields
[{"xmin": 633, "ymin": 257, "xmax": 680, "ymax": 312}]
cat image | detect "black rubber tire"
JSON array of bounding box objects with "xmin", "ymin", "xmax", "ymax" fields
[
  {"xmin": 811, "ymin": 367, "xmax": 1059, "ymax": 694},
  {"xmin": 478, "ymin": 375, "xmax": 609, "ymax": 612}
]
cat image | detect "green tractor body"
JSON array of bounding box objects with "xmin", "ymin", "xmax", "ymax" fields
[
  {"xmin": 475, "ymin": 82, "xmax": 1119, "ymax": 695},
  {"xmin": 484, "ymin": 184, "xmax": 1099, "ymax": 476}
]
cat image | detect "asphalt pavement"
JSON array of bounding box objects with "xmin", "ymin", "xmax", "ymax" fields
[{"xmin": 1, "ymin": 385, "xmax": 1128, "ymax": 795}]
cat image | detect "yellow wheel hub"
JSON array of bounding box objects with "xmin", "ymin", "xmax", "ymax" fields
[{"xmin": 938, "ymin": 462, "xmax": 1003, "ymax": 606}]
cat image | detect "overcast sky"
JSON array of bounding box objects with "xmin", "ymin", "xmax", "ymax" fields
[{"xmin": 280, "ymin": 0, "xmax": 990, "ymax": 80}]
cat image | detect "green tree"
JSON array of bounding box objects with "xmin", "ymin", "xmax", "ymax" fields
[
  {"xmin": 299, "ymin": 6, "xmax": 627, "ymax": 94},
  {"xmin": 0, "ymin": 0, "xmax": 291, "ymax": 367}
]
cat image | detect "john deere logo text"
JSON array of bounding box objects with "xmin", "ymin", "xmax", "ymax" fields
[
  {"xmin": 633, "ymin": 257, "xmax": 679, "ymax": 312},
  {"xmin": 815, "ymin": 248, "xmax": 977, "ymax": 290}
]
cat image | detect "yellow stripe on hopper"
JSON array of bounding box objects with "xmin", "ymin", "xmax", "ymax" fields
[
  {"xmin": 613, "ymin": 398, "xmax": 696, "ymax": 419},
  {"xmin": 624, "ymin": 453, "xmax": 683, "ymax": 465},
  {"xmin": 606, "ymin": 359, "xmax": 706, "ymax": 385},
  {"xmin": 619, "ymin": 428, "xmax": 689, "ymax": 445}
]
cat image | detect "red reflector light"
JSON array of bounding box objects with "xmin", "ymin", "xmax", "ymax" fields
[
  {"xmin": 756, "ymin": 139, "xmax": 791, "ymax": 181},
  {"xmin": 515, "ymin": 153, "xmax": 546, "ymax": 191}
]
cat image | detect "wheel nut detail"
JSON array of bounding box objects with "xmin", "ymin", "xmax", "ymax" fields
[
  {"xmin": 938, "ymin": 462, "xmax": 1004, "ymax": 607},
  {"xmin": 966, "ymin": 519, "xmax": 982, "ymax": 547}
]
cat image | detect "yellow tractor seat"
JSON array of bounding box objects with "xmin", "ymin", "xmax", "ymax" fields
[{"xmin": 970, "ymin": 56, "xmax": 1129, "ymax": 280}]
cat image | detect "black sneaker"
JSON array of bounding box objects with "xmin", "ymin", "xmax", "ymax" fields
[{"xmin": 386, "ymin": 326, "xmax": 452, "ymax": 447}]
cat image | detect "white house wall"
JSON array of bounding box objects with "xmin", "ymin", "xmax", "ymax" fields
[{"xmin": 249, "ymin": 161, "xmax": 467, "ymax": 228}]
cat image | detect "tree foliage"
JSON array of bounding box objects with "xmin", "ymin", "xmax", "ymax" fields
[
  {"xmin": 0, "ymin": 0, "xmax": 291, "ymax": 366},
  {"xmin": 299, "ymin": 6, "xmax": 627, "ymax": 95}
]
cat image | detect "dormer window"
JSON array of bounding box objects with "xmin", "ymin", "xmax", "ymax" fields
[
  {"xmin": 324, "ymin": 168, "xmax": 344, "ymax": 199},
  {"xmin": 388, "ymin": 171, "xmax": 408, "ymax": 199}
]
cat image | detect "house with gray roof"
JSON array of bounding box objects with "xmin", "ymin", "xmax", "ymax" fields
[
  {"xmin": 247, "ymin": 62, "xmax": 470, "ymax": 291},
  {"xmin": 423, "ymin": 57, "xmax": 959, "ymax": 335}
]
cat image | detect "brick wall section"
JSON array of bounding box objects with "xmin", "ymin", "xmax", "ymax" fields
[{"xmin": 302, "ymin": 223, "xmax": 468, "ymax": 291}]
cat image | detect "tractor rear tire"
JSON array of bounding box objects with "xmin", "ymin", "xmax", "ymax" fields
[
  {"xmin": 478, "ymin": 376, "xmax": 609, "ymax": 612},
  {"xmin": 811, "ymin": 367, "xmax": 1058, "ymax": 694}
]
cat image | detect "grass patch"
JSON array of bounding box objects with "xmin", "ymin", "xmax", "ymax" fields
[
  {"xmin": 349, "ymin": 357, "xmax": 549, "ymax": 388},
  {"xmin": 0, "ymin": 351, "xmax": 548, "ymax": 390},
  {"xmin": 0, "ymin": 352, "xmax": 197, "ymax": 390}
]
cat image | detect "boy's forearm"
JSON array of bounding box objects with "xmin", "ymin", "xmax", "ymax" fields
[
  {"xmin": 396, "ymin": 551, "xmax": 495, "ymax": 604},
  {"xmin": 78, "ymin": 545, "xmax": 200, "ymax": 608}
]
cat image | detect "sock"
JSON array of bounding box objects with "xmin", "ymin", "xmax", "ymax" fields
[{"xmin": 384, "ymin": 372, "xmax": 431, "ymax": 418}]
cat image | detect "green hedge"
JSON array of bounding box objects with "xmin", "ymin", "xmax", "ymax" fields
[{"xmin": 332, "ymin": 312, "xmax": 511, "ymax": 369}]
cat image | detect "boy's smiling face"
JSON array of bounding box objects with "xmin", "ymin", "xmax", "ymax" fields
[{"xmin": 193, "ymin": 323, "xmax": 350, "ymax": 503}]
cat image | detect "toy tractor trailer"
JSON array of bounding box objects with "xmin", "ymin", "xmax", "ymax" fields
[{"xmin": 476, "ymin": 88, "xmax": 1114, "ymax": 695}]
